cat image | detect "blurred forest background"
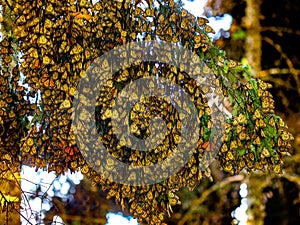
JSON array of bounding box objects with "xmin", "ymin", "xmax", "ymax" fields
[{"xmin": 1, "ymin": 0, "xmax": 300, "ymax": 224}]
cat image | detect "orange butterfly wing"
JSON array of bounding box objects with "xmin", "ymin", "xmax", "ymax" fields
[{"xmin": 41, "ymin": 73, "xmax": 55, "ymax": 88}]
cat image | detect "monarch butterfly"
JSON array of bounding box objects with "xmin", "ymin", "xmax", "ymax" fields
[
  {"xmin": 190, "ymin": 164, "xmax": 198, "ymax": 175},
  {"xmin": 261, "ymin": 97, "xmax": 271, "ymax": 109},
  {"xmin": 70, "ymin": 44, "xmax": 83, "ymax": 55},
  {"xmin": 194, "ymin": 35, "xmax": 202, "ymax": 43},
  {"xmin": 239, "ymin": 132, "xmax": 247, "ymax": 140},
  {"xmin": 16, "ymin": 15, "xmax": 26, "ymax": 24},
  {"xmin": 33, "ymin": 59, "xmax": 40, "ymax": 68},
  {"xmin": 255, "ymin": 118, "xmax": 266, "ymax": 128},
  {"xmin": 181, "ymin": 9, "xmax": 188, "ymax": 17},
  {"xmin": 197, "ymin": 17, "xmax": 209, "ymax": 26},
  {"xmin": 74, "ymin": 17, "xmax": 85, "ymax": 26},
  {"xmin": 65, "ymin": 145, "xmax": 77, "ymax": 160},
  {"xmin": 253, "ymin": 109, "xmax": 261, "ymax": 119},
  {"xmin": 277, "ymin": 137, "xmax": 284, "ymax": 147},
  {"xmin": 1, "ymin": 47, "xmax": 9, "ymax": 54},
  {"xmin": 141, "ymin": 22, "xmax": 151, "ymax": 32},
  {"xmin": 146, "ymin": 191, "xmax": 153, "ymax": 200},
  {"xmin": 4, "ymin": 94, "xmax": 13, "ymax": 104},
  {"xmin": 230, "ymin": 140, "xmax": 238, "ymax": 149},
  {"xmin": 226, "ymin": 151, "xmax": 234, "ymax": 160},
  {"xmin": 201, "ymin": 141, "xmax": 216, "ymax": 151},
  {"xmin": 168, "ymin": 12, "xmax": 176, "ymax": 22},
  {"xmin": 223, "ymin": 161, "xmax": 233, "ymax": 172},
  {"xmin": 59, "ymin": 41, "xmax": 70, "ymax": 53},
  {"xmin": 72, "ymin": 54, "xmax": 81, "ymax": 63},
  {"xmin": 41, "ymin": 73, "xmax": 55, "ymax": 88},
  {"xmin": 81, "ymin": 165, "xmax": 89, "ymax": 174},
  {"xmin": 45, "ymin": 4, "xmax": 54, "ymax": 15},
  {"xmin": 38, "ymin": 36, "xmax": 48, "ymax": 45},
  {"xmin": 71, "ymin": 11, "xmax": 91, "ymax": 20},
  {"xmin": 281, "ymin": 130, "xmax": 290, "ymax": 141},
  {"xmin": 42, "ymin": 55, "xmax": 52, "ymax": 65},
  {"xmin": 269, "ymin": 117, "xmax": 275, "ymax": 127},
  {"xmin": 228, "ymin": 59, "xmax": 237, "ymax": 68},
  {"xmin": 2, "ymin": 55, "xmax": 12, "ymax": 64},
  {"xmin": 253, "ymin": 136, "xmax": 261, "ymax": 145},
  {"xmin": 23, "ymin": 145, "xmax": 31, "ymax": 153},
  {"xmin": 26, "ymin": 137, "xmax": 34, "ymax": 147},
  {"xmin": 44, "ymin": 18, "xmax": 53, "ymax": 28},
  {"xmin": 0, "ymin": 39, "xmax": 9, "ymax": 47},
  {"xmin": 166, "ymin": 26, "xmax": 173, "ymax": 37},
  {"xmin": 204, "ymin": 24, "xmax": 215, "ymax": 34},
  {"xmin": 145, "ymin": 8, "xmax": 154, "ymax": 17},
  {"xmin": 220, "ymin": 143, "xmax": 228, "ymax": 153},
  {"xmin": 261, "ymin": 147, "xmax": 271, "ymax": 157},
  {"xmin": 180, "ymin": 19, "xmax": 189, "ymax": 30},
  {"xmin": 93, "ymin": 1, "xmax": 103, "ymax": 10}
]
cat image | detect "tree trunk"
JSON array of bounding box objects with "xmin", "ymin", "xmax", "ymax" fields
[{"xmin": 243, "ymin": 0, "xmax": 262, "ymax": 76}]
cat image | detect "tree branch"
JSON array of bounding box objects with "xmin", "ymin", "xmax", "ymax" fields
[
  {"xmin": 261, "ymin": 26, "xmax": 300, "ymax": 36},
  {"xmin": 178, "ymin": 175, "xmax": 245, "ymax": 225},
  {"xmin": 262, "ymin": 36, "xmax": 300, "ymax": 93}
]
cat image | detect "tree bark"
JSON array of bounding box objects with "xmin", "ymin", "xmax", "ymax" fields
[{"xmin": 243, "ymin": 0, "xmax": 262, "ymax": 76}]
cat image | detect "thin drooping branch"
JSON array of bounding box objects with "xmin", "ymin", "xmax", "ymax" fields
[
  {"xmin": 261, "ymin": 26, "xmax": 300, "ymax": 36},
  {"xmin": 262, "ymin": 36, "xmax": 300, "ymax": 93},
  {"xmin": 178, "ymin": 175, "xmax": 245, "ymax": 225}
]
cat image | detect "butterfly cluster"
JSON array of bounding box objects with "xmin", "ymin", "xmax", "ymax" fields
[
  {"xmin": 0, "ymin": 7, "xmax": 33, "ymax": 215},
  {"xmin": 0, "ymin": 0, "xmax": 294, "ymax": 224},
  {"xmin": 219, "ymin": 106, "xmax": 293, "ymax": 175}
]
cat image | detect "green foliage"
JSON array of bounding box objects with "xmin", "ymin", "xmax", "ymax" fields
[{"xmin": 232, "ymin": 28, "xmax": 247, "ymax": 40}]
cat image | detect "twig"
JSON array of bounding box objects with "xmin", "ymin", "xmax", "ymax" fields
[
  {"xmin": 261, "ymin": 26, "xmax": 300, "ymax": 36},
  {"xmin": 257, "ymin": 68, "xmax": 300, "ymax": 77},
  {"xmin": 178, "ymin": 175, "xmax": 244, "ymax": 225},
  {"xmin": 193, "ymin": 175, "xmax": 244, "ymax": 205},
  {"xmin": 14, "ymin": 207, "xmax": 34, "ymax": 225},
  {"xmin": 256, "ymin": 68, "xmax": 300, "ymax": 91},
  {"xmin": 262, "ymin": 37, "xmax": 294, "ymax": 71},
  {"xmin": 282, "ymin": 173, "xmax": 300, "ymax": 186},
  {"xmin": 262, "ymin": 36, "xmax": 300, "ymax": 93}
]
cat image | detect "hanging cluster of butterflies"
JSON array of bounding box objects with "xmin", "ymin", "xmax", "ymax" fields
[
  {"xmin": 1, "ymin": 0, "xmax": 294, "ymax": 224},
  {"xmin": 83, "ymin": 59, "xmax": 215, "ymax": 223},
  {"xmin": 218, "ymin": 103, "xmax": 293, "ymax": 175},
  {"xmin": 213, "ymin": 57, "xmax": 294, "ymax": 175},
  {"xmin": 0, "ymin": 37, "xmax": 26, "ymax": 155},
  {"xmin": 0, "ymin": 5, "xmax": 35, "ymax": 215}
]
